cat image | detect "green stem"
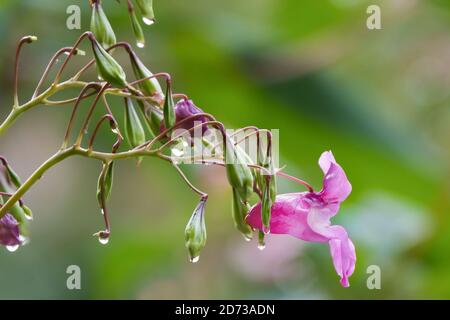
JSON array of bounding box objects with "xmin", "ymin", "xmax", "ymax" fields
[
  {"xmin": 0, "ymin": 146, "xmax": 160, "ymax": 219},
  {"xmin": 0, "ymin": 149, "xmax": 73, "ymax": 218},
  {"xmin": 0, "ymin": 108, "xmax": 22, "ymax": 136},
  {"xmin": 0, "ymin": 80, "xmax": 88, "ymax": 138}
]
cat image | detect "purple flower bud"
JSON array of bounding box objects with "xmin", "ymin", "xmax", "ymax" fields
[
  {"xmin": 160, "ymin": 99, "xmax": 209, "ymax": 135},
  {"xmin": 0, "ymin": 213, "xmax": 22, "ymax": 247}
]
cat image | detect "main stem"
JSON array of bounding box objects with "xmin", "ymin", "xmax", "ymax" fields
[
  {"xmin": 0, "ymin": 146, "xmax": 160, "ymax": 218},
  {"xmin": 0, "ymin": 149, "xmax": 73, "ymax": 218},
  {"xmin": 0, "ymin": 81, "xmax": 87, "ymax": 138}
]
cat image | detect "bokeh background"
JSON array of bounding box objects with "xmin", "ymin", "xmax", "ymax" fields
[{"xmin": 0, "ymin": 0, "xmax": 449, "ymax": 299}]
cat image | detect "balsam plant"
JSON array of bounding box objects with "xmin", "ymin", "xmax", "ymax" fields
[{"xmin": 0, "ymin": 0, "xmax": 356, "ymax": 287}]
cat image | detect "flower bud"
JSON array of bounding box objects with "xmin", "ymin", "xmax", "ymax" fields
[
  {"xmin": 136, "ymin": 0, "xmax": 155, "ymax": 25},
  {"xmin": 91, "ymin": 37, "xmax": 127, "ymax": 87},
  {"xmin": 90, "ymin": 0, "xmax": 116, "ymax": 49},
  {"xmin": 231, "ymin": 188, "xmax": 253, "ymax": 241},
  {"xmin": 224, "ymin": 138, "xmax": 254, "ymax": 202},
  {"xmin": 0, "ymin": 213, "xmax": 22, "ymax": 248},
  {"xmin": 163, "ymin": 82, "xmax": 176, "ymax": 129},
  {"xmin": 185, "ymin": 198, "xmax": 207, "ymax": 263},
  {"xmin": 129, "ymin": 5, "xmax": 146, "ymax": 48},
  {"xmin": 97, "ymin": 162, "xmax": 114, "ymax": 204},
  {"xmin": 0, "ymin": 168, "xmax": 29, "ymax": 243},
  {"xmin": 124, "ymin": 98, "xmax": 146, "ymax": 148},
  {"xmin": 159, "ymin": 99, "xmax": 209, "ymax": 135},
  {"xmin": 130, "ymin": 53, "xmax": 163, "ymax": 102}
]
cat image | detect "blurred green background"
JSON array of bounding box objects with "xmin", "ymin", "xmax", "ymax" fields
[{"xmin": 0, "ymin": 0, "xmax": 449, "ymax": 299}]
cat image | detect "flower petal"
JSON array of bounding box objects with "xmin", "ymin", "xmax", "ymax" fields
[
  {"xmin": 246, "ymin": 193, "xmax": 329, "ymax": 242},
  {"xmin": 308, "ymin": 208, "xmax": 356, "ymax": 287},
  {"xmin": 318, "ymin": 151, "xmax": 352, "ymax": 203}
]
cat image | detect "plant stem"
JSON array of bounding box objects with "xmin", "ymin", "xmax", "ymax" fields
[
  {"xmin": 0, "ymin": 149, "xmax": 73, "ymax": 218},
  {"xmin": 0, "ymin": 146, "xmax": 160, "ymax": 218},
  {"xmin": 0, "ymin": 80, "xmax": 88, "ymax": 138}
]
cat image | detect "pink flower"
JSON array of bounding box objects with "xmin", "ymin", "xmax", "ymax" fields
[{"xmin": 246, "ymin": 151, "xmax": 356, "ymax": 287}]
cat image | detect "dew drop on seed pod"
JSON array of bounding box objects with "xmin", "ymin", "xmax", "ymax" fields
[
  {"xmin": 137, "ymin": 41, "xmax": 145, "ymax": 48},
  {"xmin": 190, "ymin": 256, "xmax": 200, "ymax": 263},
  {"xmin": 257, "ymin": 243, "xmax": 266, "ymax": 251},
  {"xmin": 142, "ymin": 17, "xmax": 155, "ymax": 26},
  {"xmin": 98, "ymin": 236, "xmax": 109, "ymax": 245},
  {"xmin": 6, "ymin": 245, "xmax": 19, "ymax": 252}
]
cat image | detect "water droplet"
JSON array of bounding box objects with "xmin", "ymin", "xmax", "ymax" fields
[
  {"xmin": 19, "ymin": 235, "xmax": 29, "ymax": 245},
  {"xmin": 6, "ymin": 244, "xmax": 19, "ymax": 252},
  {"xmin": 171, "ymin": 147, "xmax": 185, "ymax": 157},
  {"xmin": 98, "ymin": 236, "xmax": 109, "ymax": 245},
  {"xmin": 98, "ymin": 76, "xmax": 104, "ymax": 81},
  {"xmin": 257, "ymin": 243, "xmax": 266, "ymax": 251},
  {"xmin": 137, "ymin": 41, "xmax": 145, "ymax": 48},
  {"xmin": 25, "ymin": 214, "xmax": 33, "ymax": 221},
  {"xmin": 95, "ymin": 231, "xmax": 110, "ymax": 245},
  {"xmin": 190, "ymin": 256, "xmax": 200, "ymax": 263},
  {"xmin": 142, "ymin": 17, "xmax": 155, "ymax": 26},
  {"xmin": 243, "ymin": 235, "xmax": 252, "ymax": 242},
  {"xmin": 263, "ymin": 228, "xmax": 270, "ymax": 235}
]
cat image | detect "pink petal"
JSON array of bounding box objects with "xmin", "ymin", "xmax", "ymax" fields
[
  {"xmin": 318, "ymin": 151, "xmax": 352, "ymax": 203},
  {"xmin": 246, "ymin": 193, "xmax": 328, "ymax": 243},
  {"xmin": 309, "ymin": 213, "xmax": 356, "ymax": 287}
]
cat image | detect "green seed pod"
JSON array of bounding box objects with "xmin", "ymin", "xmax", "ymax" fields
[
  {"xmin": 261, "ymin": 176, "xmax": 273, "ymax": 231},
  {"xmin": 224, "ymin": 138, "xmax": 254, "ymax": 202},
  {"xmin": 132, "ymin": 100, "xmax": 154, "ymax": 138},
  {"xmin": 129, "ymin": 5, "xmax": 145, "ymax": 48},
  {"xmin": 185, "ymin": 198, "xmax": 207, "ymax": 263},
  {"xmin": 149, "ymin": 109, "xmax": 163, "ymax": 136},
  {"xmin": 257, "ymin": 137, "xmax": 277, "ymax": 231},
  {"xmin": 90, "ymin": 1, "xmax": 116, "ymax": 49},
  {"xmin": 130, "ymin": 53, "xmax": 163, "ymax": 102},
  {"xmin": 21, "ymin": 204, "xmax": 33, "ymax": 221},
  {"xmin": 258, "ymin": 230, "xmax": 266, "ymax": 250},
  {"xmin": 163, "ymin": 82, "xmax": 176, "ymax": 129},
  {"xmin": 5, "ymin": 165, "xmax": 22, "ymax": 189},
  {"xmin": 97, "ymin": 161, "xmax": 114, "ymax": 205},
  {"xmin": 91, "ymin": 37, "xmax": 127, "ymax": 87},
  {"xmin": 136, "ymin": 0, "xmax": 155, "ymax": 25},
  {"xmin": 124, "ymin": 98, "xmax": 146, "ymax": 148},
  {"xmin": 231, "ymin": 188, "xmax": 253, "ymax": 241}
]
